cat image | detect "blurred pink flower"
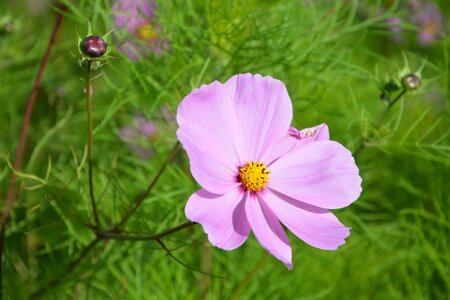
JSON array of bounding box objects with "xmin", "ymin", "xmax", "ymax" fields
[
  {"xmin": 385, "ymin": 16, "xmax": 404, "ymax": 44},
  {"xmin": 112, "ymin": 0, "xmax": 169, "ymax": 60},
  {"xmin": 177, "ymin": 73, "xmax": 362, "ymax": 268},
  {"xmin": 410, "ymin": 0, "xmax": 445, "ymax": 46},
  {"xmin": 119, "ymin": 115, "xmax": 157, "ymax": 159},
  {"xmin": 384, "ymin": 0, "xmax": 445, "ymax": 46}
]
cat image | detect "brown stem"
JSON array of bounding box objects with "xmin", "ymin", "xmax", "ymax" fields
[{"xmin": 0, "ymin": 5, "xmax": 66, "ymax": 299}]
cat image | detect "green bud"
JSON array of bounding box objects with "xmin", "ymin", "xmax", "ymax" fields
[
  {"xmin": 401, "ymin": 73, "xmax": 421, "ymax": 91},
  {"xmin": 384, "ymin": 80, "xmax": 400, "ymax": 92}
]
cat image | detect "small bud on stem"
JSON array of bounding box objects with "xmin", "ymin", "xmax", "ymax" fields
[
  {"xmin": 80, "ymin": 35, "xmax": 107, "ymax": 58},
  {"xmin": 401, "ymin": 73, "xmax": 421, "ymax": 92}
]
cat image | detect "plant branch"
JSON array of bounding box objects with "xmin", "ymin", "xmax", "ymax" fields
[
  {"xmin": 98, "ymin": 221, "xmax": 196, "ymax": 241},
  {"xmin": 376, "ymin": 88, "xmax": 407, "ymax": 128},
  {"xmin": 155, "ymin": 238, "xmax": 226, "ymax": 279},
  {"xmin": 354, "ymin": 88, "xmax": 407, "ymax": 157},
  {"xmin": 114, "ymin": 141, "xmax": 180, "ymax": 229},
  {"xmin": 31, "ymin": 141, "xmax": 189, "ymax": 297},
  {"xmin": 32, "ymin": 221, "xmax": 196, "ymax": 298}
]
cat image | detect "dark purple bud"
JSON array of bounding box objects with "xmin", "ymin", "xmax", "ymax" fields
[
  {"xmin": 401, "ymin": 73, "xmax": 421, "ymax": 91},
  {"xmin": 80, "ymin": 35, "xmax": 107, "ymax": 58}
]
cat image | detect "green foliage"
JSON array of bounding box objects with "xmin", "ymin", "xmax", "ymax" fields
[{"xmin": 0, "ymin": 0, "xmax": 448, "ymax": 299}]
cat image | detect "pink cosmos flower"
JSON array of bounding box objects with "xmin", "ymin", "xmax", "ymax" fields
[
  {"xmin": 112, "ymin": 0, "xmax": 169, "ymax": 60},
  {"xmin": 177, "ymin": 74, "xmax": 362, "ymax": 268}
]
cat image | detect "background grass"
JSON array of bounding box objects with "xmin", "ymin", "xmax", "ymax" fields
[{"xmin": 0, "ymin": 0, "xmax": 449, "ymax": 299}]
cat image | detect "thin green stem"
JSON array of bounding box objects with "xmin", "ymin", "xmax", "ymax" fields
[
  {"xmin": 155, "ymin": 238, "xmax": 226, "ymax": 279},
  {"xmin": 30, "ymin": 141, "xmax": 188, "ymax": 296},
  {"xmin": 376, "ymin": 88, "xmax": 407, "ymax": 128},
  {"xmin": 114, "ymin": 141, "xmax": 181, "ymax": 229},
  {"xmin": 230, "ymin": 252, "xmax": 270, "ymax": 300},
  {"xmin": 354, "ymin": 88, "xmax": 407, "ymax": 157},
  {"xmin": 85, "ymin": 60, "xmax": 100, "ymax": 228},
  {"xmin": 99, "ymin": 221, "xmax": 196, "ymax": 241},
  {"xmin": 31, "ymin": 222, "xmax": 196, "ymax": 297}
]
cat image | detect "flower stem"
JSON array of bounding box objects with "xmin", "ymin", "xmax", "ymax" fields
[
  {"xmin": 0, "ymin": 5, "xmax": 66, "ymax": 299},
  {"xmin": 354, "ymin": 88, "xmax": 407, "ymax": 157},
  {"xmin": 31, "ymin": 141, "xmax": 186, "ymax": 296},
  {"xmin": 114, "ymin": 141, "xmax": 181, "ymax": 229},
  {"xmin": 376, "ymin": 88, "xmax": 407, "ymax": 128},
  {"xmin": 97, "ymin": 222, "xmax": 196, "ymax": 241},
  {"xmin": 230, "ymin": 252, "xmax": 270, "ymax": 300},
  {"xmin": 84, "ymin": 60, "xmax": 100, "ymax": 229},
  {"xmin": 31, "ymin": 221, "xmax": 196, "ymax": 298}
]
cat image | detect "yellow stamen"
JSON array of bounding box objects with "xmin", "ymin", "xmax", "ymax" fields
[
  {"xmin": 239, "ymin": 161, "xmax": 270, "ymax": 192},
  {"xmin": 136, "ymin": 24, "xmax": 158, "ymax": 42}
]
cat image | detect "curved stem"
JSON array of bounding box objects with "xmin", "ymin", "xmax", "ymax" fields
[
  {"xmin": 230, "ymin": 252, "xmax": 270, "ymax": 300},
  {"xmin": 98, "ymin": 222, "xmax": 196, "ymax": 241},
  {"xmin": 376, "ymin": 88, "xmax": 407, "ymax": 128},
  {"xmin": 115, "ymin": 141, "xmax": 180, "ymax": 229},
  {"xmin": 155, "ymin": 238, "xmax": 226, "ymax": 280},
  {"xmin": 355, "ymin": 88, "xmax": 407, "ymax": 157},
  {"xmin": 31, "ymin": 141, "xmax": 187, "ymax": 296},
  {"xmin": 85, "ymin": 60, "xmax": 100, "ymax": 228},
  {"xmin": 31, "ymin": 222, "xmax": 196, "ymax": 298}
]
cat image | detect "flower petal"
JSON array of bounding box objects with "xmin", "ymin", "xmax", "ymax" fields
[
  {"xmin": 245, "ymin": 192, "xmax": 292, "ymax": 269},
  {"xmin": 263, "ymin": 189, "xmax": 350, "ymax": 250},
  {"xmin": 268, "ymin": 141, "xmax": 362, "ymax": 209},
  {"xmin": 265, "ymin": 124, "xmax": 331, "ymax": 166},
  {"xmin": 263, "ymin": 133, "xmax": 296, "ymax": 165},
  {"xmin": 185, "ymin": 189, "xmax": 250, "ymax": 250},
  {"xmin": 177, "ymin": 126, "xmax": 240, "ymax": 193},
  {"xmin": 177, "ymin": 81, "xmax": 244, "ymax": 193},
  {"xmin": 177, "ymin": 81, "xmax": 242, "ymax": 164},
  {"xmin": 289, "ymin": 123, "xmax": 330, "ymax": 142},
  {"xmin": 224, "ymin": 74, "xmax": 293, "ymax": 163}
]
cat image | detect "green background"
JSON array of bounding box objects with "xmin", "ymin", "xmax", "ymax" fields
[{"xmin": 0, "ymin": 0, "xmax": 449, "ymax": 299}]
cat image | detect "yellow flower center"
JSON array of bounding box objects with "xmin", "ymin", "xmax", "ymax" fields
[
  {"xmin": 137, "ymin": 24, "xmax": 158, "ymax": 42},
  {"xmin": 239, "ymin": 161, "xmax": 271, "ymax": 192},
  {"xmin": 423, "ymin": 21, "xmax": 438, "ymax": 35}
]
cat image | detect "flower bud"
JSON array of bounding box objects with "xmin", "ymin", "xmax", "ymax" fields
[
  {"xmin": 383, "ymin": 80, "xmax": 399, "ymax": 92},
  {"xmin": 79, "ymin": 35, "xmax": 107, "ymax": 58},
  {"xmin": 401, "ymin": 73, "xmax": 421, "ymax": 91}
]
